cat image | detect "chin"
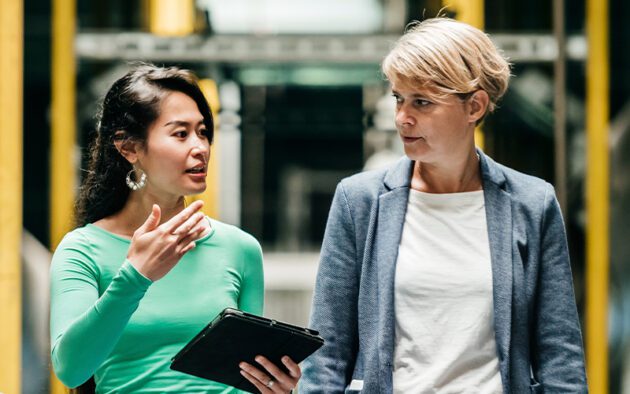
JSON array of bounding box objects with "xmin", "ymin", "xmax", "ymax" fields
[
  {"xmin": 182, "ymin": 183, "xmax": 207, "ymax": 196},
  {"xmin": 403, "ymin": 146, "xmax": 432, "ymax": 162},
  {"xmin": 192, "ymin": 185, "xmax": 208, "ymax": 194}
]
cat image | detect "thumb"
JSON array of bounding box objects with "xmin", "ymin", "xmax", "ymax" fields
[{"xmin": 139, "ymin": 204, "xmax": 161, "ymax": 233}]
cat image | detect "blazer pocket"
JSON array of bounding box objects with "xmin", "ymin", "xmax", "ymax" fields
[{"xmin": 345, "ymin": 379, "xmax": 364, "ymax": 393}]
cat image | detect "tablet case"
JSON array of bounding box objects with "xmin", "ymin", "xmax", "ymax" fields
[{"xmin": 170, "ymin": 308, "xmax": 324, "ymax": 393}]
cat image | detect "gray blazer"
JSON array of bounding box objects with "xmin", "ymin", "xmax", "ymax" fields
[{"xmin": 300, "ymin": 152, "xmax": 587, "ymax": 393}]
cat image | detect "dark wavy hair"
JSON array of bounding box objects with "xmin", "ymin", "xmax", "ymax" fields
[{"xmin": 75, "ymin": 64, "xmax": 214, "ymax": 226}]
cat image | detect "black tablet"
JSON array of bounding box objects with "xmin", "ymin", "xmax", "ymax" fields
[{"xmin": 170, "ymin": 308, "xmax": 324, "ymax": 393}]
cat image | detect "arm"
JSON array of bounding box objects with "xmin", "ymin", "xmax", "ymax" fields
[
  {"xmin": 238, "ymin": 233, "xmax": 264, "ymax": 315},
  {"xmin": 532, "ymin": 183, "xmax": 588, "ymax": 391},
  {"xmin": 300, "ymin": 182, "xmax": 360, "ymax": 394},
  {"xmin": 50, "ymin": 202, "xmax": 204, "ymax": 387},
  {"xmin": 50, "ymin": 234, "xmax": 152, "ymax": 388},
  {"xmin": 237, "ymin": 233, "xmax": 303, "ymax": 393}
]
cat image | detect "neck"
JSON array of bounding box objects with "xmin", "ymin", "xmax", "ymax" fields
[
  {"xmin": 412, "ymin": 148, "xmax": 481, "ymax": 193},
  {"xmin": 106, "ymin": 188, "xmax": 186, "ymax": 236}
]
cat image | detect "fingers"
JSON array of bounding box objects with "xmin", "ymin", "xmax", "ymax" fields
[
  {"xmin": 137, "ymin": 204, "xmax": 161, "ymax": 233},
  {"xmin": 179, "ymin": 241, "xmax": 196, "ymax": 255},
  {"xmin": 177, "ymin": 224, "xmax": 206, "ymax": 252},
  {"xmin": 239, "ymin": 368, "xmax": 271, "ymax": 394},
  {"xmin": 240, "ymin": 356, "xmax": 298, "ymax": 393},
  {"xmin": 172, "ymin": 211, "xmax": 205, "ymax": 237},
  {"xmin": 186, "ymin": 220, "xmax": 207, "ymax": 238},
  {"xmin": 281, "ymin": 356, "xmax": 301, "ymax": 380},
  {"xmin": 161, "ymin": 200, "xmax": 204, "ymax": 233},
  {"xmin": 254, "ymin": 356, "xmax": 294, "ymax": 389}
]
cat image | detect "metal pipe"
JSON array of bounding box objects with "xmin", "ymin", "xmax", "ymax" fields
[
  {"xmin": 553, "ymin": 0, "xmax": 567, "ymax": 216},
  {"xmin": 146, "ymin": 0, "xmax": 195, "ymax": 36},
  {"xmin": 0, "ymin": 0, "xmax": 23, "ymax": 392},
  {"xmin": 443, "ymin": 0, "xmax": 485, "ymax": 151},
  {"xmin": 585, "ymin": 0, "xmax": 610, "ymax": 391},
  {"xmin": 50, "ymin": 0, "xmax": 77, "ymax": 392},
  {"xmin": 50, "ymin": 0, "xmax": 77, "ymax": 250},
  {"xmin": 189, "ymin": 78, "xmax": 221, "ymax": 218}
]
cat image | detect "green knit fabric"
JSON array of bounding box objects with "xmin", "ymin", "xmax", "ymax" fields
[{"xmin": 50, "ymin": 218, "xmax": 264, "ymax": 393}]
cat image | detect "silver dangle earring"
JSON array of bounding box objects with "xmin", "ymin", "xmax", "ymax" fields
[{"xmin": 125, "ymin": 167, "xmax": 147, "ymax": 190}]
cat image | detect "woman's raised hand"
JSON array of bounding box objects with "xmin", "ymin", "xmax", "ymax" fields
[{"xmin": 127, "ymin": 200, "xmax": 206, "ymax": 281}]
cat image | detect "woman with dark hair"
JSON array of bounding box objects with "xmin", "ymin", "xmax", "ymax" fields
[{"xmin": 50, "ymin": 64, "xmax": 300, "ymax": 393}]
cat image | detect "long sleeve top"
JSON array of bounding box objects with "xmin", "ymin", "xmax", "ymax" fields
[{"xmin": 50, "ymin": 218, "xmax": 264, "ymax": 393}]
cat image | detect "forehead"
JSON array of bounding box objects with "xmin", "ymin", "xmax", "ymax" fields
[
  {"xmin": 390, "ymin": 77, "xmax": 440, "ymax": 97},
  {"xmin": 155, "ymin": 91, "xmax": 203, "ymax": 122}
]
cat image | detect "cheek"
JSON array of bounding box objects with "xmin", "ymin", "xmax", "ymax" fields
[{"xmin": 143, "ymin": 147, "xmax": 181, "ymax": 173}]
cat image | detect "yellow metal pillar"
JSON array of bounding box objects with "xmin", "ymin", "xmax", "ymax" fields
[
  {"xmin": 0, "ymin": 0, "xmax": 23, "ymax": 392},
  {"xmin": 143, "ymin": 0, "xmax": 219, "ymax": 218},
  {"xmin": 443, "ymin": 0, "xmax": 485, "ymax": 150},
  {"xmin": 191, "ymin": 79, "xmax": 221, "ymax": 219},
  {"xmin": 50, "ymin": 0, "xmax": 77, "ymax": 392},
  {"xmin": 50, "ymin": 0, "xmax": 77, "ymax": 250},
  {"xmin": 145, "ymin": 0, "xmax": 195, "ymax": 36},
  {"xmin": 444, "ymin": 0, "xmax": 484, "ymax": 27},
  {"xmin": 585, "ymin": 0, "xmax": 609, "ymax": 391}
]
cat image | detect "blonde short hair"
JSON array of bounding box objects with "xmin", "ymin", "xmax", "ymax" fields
[{"xmin": 382, "ymin": 17, "xmax": 511, "ymax": 114}]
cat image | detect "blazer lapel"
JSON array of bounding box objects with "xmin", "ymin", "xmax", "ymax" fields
[
  {"xmin": 479, "ymin": 151, "xmax": 513, "ymax": 387},
  {"xmin": 372, "ymin": 154, "xmax": 513, "ymax": 388},
  {"xmin": 373, "ymin": 158, "xmax": 413, "ymax": 386}
]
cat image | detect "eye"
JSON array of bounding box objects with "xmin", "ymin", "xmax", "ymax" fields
[
  {"xmin": 173, "ymin": 130, "xmax": 188, "ymax": 138},
  {"xmin": 197, "ymin": 129, "xmax": 209, "ymax": 139},
  {"xmin": 392, "ymin": 94, "xmax": 403, "ymax": 104},
  {"xmin": 414, "ymin": 98, "xmax": 432, "ymax": 107}
]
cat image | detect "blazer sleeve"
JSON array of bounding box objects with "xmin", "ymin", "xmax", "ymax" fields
[
  {"xmin": 300, "ymin": 182, "xmax": 360, "ymax": 394},
  {"xmin": 532, "ymin": 183, "xmax": 588, "ymax": 391}
]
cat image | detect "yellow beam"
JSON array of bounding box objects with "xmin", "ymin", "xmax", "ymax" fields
[
  {"xmin": 51, "ymin": 0, "xmax": 76, "ymax": 392},
  {"xmin": 0, "ymin": 0, "xmax": 23, "ymax": 392},
  {"xmin": 50, "ymin": 0, "xmax": 77, "ymax": 250},
  {"xmin": 147, "ymin": 0, "xmax": 211, "ymax": 214},
  {"xmin": 147, "ymin": 0, "xmax": 199, "ymax": 211},
  {"xmin": 444, "ymin": 0, "xmax": 484, "ymax": 28},
  {"xmin": 146, "ymin": 0, "xmax": 195, "ymax": 36},
  {"xmin": 188, "ymin": 79, "xmax": 221, "ymax": 218},
  {"xmin": 585, "ymin": 0, "xmax": 609, "ymax": 391},
  {"xmin": 443, "ymin": 0, "xmax": 485, "ymax": 151}
]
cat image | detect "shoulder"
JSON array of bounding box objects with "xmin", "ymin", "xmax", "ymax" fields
[
  {"xmin": 51, "ymin": 226, "xmax": 101, "ymax": 276},
  {"xmin": 209, "ymin": 218, "xmax": 262, "ymax": 253},
  {"xmin": 338, "ymin": 157, "xmax": 410, "ymax": 201},
  {"xmin": 483, "ymin": 154, "xmax": 554, "ymax": 204},
  {"xmin": 339, "ymin": 167, "xmax": 386, "ymax": 195},
  {"xmin": 53, "ymin": 226, "xmax": 95, "ymax": 254}
]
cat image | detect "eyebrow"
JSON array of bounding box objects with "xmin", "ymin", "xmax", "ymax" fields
[
  {"xmin": 392, "ymin": 90, "xmax": 429, "ymax": 98},
  {"xmin": 163, "ymin": 119, "xmax": 205, "ymax": 127}
]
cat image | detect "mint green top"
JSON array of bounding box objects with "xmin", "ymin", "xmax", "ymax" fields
[{"xmin": 50, "ymin": 218, "xmax": 264, "ymax": 393}]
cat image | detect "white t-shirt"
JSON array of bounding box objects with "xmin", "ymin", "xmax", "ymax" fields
[{"xmin": 393, "ymin": 189, "xmax": 503, "ymax": 394}]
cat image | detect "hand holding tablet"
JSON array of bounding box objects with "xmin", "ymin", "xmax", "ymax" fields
[{"xmin": 171, "ymin": 308, "xmax": 324, "ymax": 393}]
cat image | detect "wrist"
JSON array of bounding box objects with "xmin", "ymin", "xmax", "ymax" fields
[{"xmin": 122, "ymin": 259, "xmax": 154, "ymax": 285}]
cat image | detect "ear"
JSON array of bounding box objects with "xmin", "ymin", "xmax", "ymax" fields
[
  {"xmin": 467, "ymin": 90, "xmax": 490, "ymax": 124},
  {"xmin": 113, "ymin": 131, "xmax": 141, "ymax": 165}
]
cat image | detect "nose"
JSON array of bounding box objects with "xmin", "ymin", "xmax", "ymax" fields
[
  {"xmin": 190, "ymin": 134, "xmax": 210, "ymax": 158},
  {"xmin": 395, "ymin": 104, "xmax": 415, "ymax": 127}
]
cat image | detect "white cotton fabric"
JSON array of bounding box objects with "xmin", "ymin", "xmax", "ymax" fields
[{"xmin": 393, "ymin": 189, "xmax": 503, "ymax": 394}]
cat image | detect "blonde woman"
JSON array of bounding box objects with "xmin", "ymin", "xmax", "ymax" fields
[{"xmin": 300, "ymin": 18, "xmax": 587, "ymax": 393}]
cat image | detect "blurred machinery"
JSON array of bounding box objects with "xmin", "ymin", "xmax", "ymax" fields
[{"xmin": 8, "ymin": 0, "xmax": 629, "ymax": 393}]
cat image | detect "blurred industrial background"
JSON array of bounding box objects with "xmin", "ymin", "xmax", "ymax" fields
[{"xmin": 1, "ymin": 0, "xmax": 628, "ymax": 392}]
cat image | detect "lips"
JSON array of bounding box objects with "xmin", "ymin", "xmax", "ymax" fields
[
  {"xmin": 185, "ymin": 165, "xmax": 206, "ymax": 174},
  {"xmin": 401, "ymin": 135, "xmax": 425, "ymax": 144}
]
